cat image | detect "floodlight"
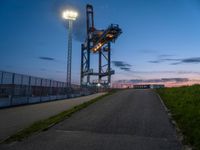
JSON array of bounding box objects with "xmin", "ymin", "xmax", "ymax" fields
[{"xmin": 62, "ymin": 10, "xmax": 78, "ymax": 20}]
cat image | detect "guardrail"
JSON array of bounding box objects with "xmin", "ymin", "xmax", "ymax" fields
[{"xmin": 0, "ymin": 71, "xmax": 101, "ymax": 108}]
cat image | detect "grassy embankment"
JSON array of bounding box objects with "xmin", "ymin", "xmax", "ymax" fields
[
  {"xmin": 157, "ymin": 85, "xmax": 200, "ymax": 150},
  {"xmin": 3, "ymin": 90, "xmax": 117, "ymax": 144}
]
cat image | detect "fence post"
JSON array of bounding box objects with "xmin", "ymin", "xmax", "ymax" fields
[
  {"xmin": 27, "ymin": 76, "xmax": 31, "ymax": 104},
  {"xmin": 49, "ymin": 80, "xmax": 52, "ymax": 96},
  {"xmin": 34, "ymin": 78, "xmax": 37, "ymax": 98},
  {"xmin": 20, "ymin": 75, "xmax": 23, "ymax": 97},
  {"xmin": 10, "ymin": 73, "xmax": 15, "ymax": 106},
  {"xmin": 62, "ymin": 82, "xmax": 64, "ymax": 96},
  {"xmin": 40, "ymin": 79, "xmax": 43, "ymax": 102},
  {"xmin": 57, "ymin": 81, "xmax": 59, "ymax": 99},
  {"xmin": 1, "ymin": 72, "xmax": 3, "ymax": 84}
]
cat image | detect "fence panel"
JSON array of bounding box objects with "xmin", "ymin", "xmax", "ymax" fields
[
  {"xmin": 0, "ymin": 71, "xmax": 101, "ymax": 108},
  {"xmin": 2, "ymin": 72, "xmax": 12, "ymax": 84},
  {"xmin": 14, "ymin": 74, "xmax": 22, "ymax": 85}
]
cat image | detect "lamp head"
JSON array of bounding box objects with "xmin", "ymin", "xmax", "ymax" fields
[{"xmin": 62, "ymin": 10, "xmax": 78, "ymax": 20}]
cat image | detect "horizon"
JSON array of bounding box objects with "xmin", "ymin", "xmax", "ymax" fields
[{"xmin": 1, "ymin": 0, "xmax": 200, "ymax": 87}]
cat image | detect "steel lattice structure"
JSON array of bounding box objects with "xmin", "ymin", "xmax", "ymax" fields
[
  {"xmin": 63, "ymin": 9, "xmax": 78, "ymax": 87},
  {"xmin": 66, "ymin": 20, "xmax": 73, "ymax": 87},
  {"xmin": 81, "ymin": 4, "xmax": 122, "ymax": 87}
]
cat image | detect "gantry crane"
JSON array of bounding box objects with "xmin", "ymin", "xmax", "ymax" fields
[{"xmin": 81, "ymin": 4, "xmax": 122, "ymax": 87}]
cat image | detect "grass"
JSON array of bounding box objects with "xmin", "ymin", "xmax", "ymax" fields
[
  {"xmin": 3, "ymin": 90, "xmax": 117, "ymax": 144},
  {"xmin": 157, "ymin": 85, "xmax": 200, "ymax": 150}
]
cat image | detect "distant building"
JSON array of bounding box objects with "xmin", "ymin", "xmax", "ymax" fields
[
  {"xmin": 150, "ymin": 84, "xmax": 165, "ymax": 89},
  {"xmin": 112, "ymin": 83, "xmax": 164, "ymax": 89},
  {"xmin": 133, "ymin": 84, "xmax": 165, "ymax": 89},
  {"xmin": 133, "ymin": 84, "xmax": 150, "ymax": 89},
  {"xmin": 112, "ymin": 83, "xmax": 133, "ymax": 89}
]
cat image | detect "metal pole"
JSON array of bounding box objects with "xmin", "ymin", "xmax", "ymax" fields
[
  {"xmin": 1, "ymin": 72, "xmax": 3, "ymax": 84},
  {"xmin": 57, "ymin": 82, "xmax": 59, "ymax": 96},
  {"xmin": 66, "ymin": 20, "xmax": 73, "ymax": 87},
  {"xmin": 108, "ymin": 42, "xmax": 111, "ymax": 86},
  {"xmin": 49, "ymin": 80, "xmax": 52, "ymax": 96},
  {"xmin": 28, "ymin": 76, "xmax": 31, "ymax": 103},
  {"xmin": 87, "ymin": 43, "xmax": 90, "ymax": 85},
  {"xmin": 40, "ymin": 79, "xmax": 43, "ymax": 102},
  {"xmin": 80, "ymin": 44, "xmax": 84, "ymax": 86},
  {"xmin": 10, "ymin": 73, "xmax": 15, "ymax": 105},
  {"xmin": 99, "ymin": 49, "xmax": 102, "ymax": 83},
  {"xmin": 86, "ymin": 5, "xmax": 93, "ymax": 85},
  {"xmin": 21, "ymin": 75, "xmax": 24, "ymax": 97}
]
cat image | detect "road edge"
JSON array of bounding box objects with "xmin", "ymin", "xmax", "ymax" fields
[{"xmin": 155, "ymin": 91, "xmax": 192, "ymax": 150}]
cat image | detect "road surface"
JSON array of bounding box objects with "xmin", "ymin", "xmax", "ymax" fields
[
  {"xmin": 1, "ymin": 89, "xmax": 182, "ymax": 150},
  {"xmin": 0, "ymin": 93, "xmax": 106, "ymax": 142}
]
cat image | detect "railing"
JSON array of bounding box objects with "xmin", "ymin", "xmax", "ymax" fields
[{"xmin": 0, "ymin": 71, "xmax": 99, "ymax": 108}]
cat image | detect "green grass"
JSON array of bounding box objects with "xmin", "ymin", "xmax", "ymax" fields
[
  {"xmin": 157, "ymin": 85, "xmax": 200, "ymax": 150},
  {"xmin": 3, "ymin": 90, "xmax": 117, "ymax": 144}
]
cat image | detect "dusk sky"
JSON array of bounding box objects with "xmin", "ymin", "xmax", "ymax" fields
[{"xmin": 1, "ymin": 0, "xmax": 200, "ymax": 85}]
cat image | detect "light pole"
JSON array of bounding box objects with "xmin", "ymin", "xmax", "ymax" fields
[{"xmin": 62, "ymin": 10, "xmax": 78, "ymax": 87}]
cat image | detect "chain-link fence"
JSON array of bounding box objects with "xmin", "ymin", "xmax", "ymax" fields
[{"xmin": 0, "ymin": 71, "xmax": 100, "ymax": 108}]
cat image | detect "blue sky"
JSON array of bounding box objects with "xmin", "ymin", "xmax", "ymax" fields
[{"xmin": 1, "ymin": 0, "xmax": 200, "ymax": 84}]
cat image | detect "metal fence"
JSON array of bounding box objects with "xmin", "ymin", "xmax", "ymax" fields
[{"xmin": 0, "ymin": 71, "xmax": 99, "ymax": 108}]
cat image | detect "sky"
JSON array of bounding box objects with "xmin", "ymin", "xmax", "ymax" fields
[{"xmin": 1, "ymin": 0, "xmax": 200, "ymax": 86}]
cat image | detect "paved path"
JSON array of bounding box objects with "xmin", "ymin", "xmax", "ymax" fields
[
  {"xmin": 0, "ymin": 93, "xmax": 106, "ymax": 141},
  {"xmin": 1, "ymin": 89, "xmax": 182, "ymax": 150}
]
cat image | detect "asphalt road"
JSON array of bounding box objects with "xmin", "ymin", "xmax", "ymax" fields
[
  {"xmin": 0, "ymin": 93, "xmax": 106, "ymax": 142},
  {"xmin": 1, "ymin": 89, "xmax": 182, "ymax": 150}
]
